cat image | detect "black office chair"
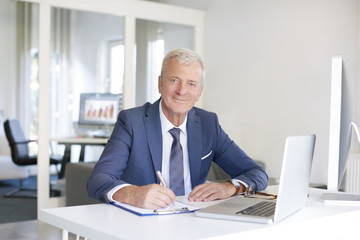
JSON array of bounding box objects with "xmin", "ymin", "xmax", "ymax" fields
[{"xmin": 3, "ymin": 118, "xmax": 63, "ymax": 198}]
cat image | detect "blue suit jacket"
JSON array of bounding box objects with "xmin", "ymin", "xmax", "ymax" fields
[{"xmin": 87, "ymin": 100, "xmax": 268, "ymax": 202}]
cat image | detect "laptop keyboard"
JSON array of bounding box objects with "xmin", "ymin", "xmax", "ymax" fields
[{"xmin": 236, "ymin": 201, "xmax": 276, "ymax": 217}]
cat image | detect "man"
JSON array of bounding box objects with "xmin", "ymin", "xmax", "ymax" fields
[{"xmin": 87, "ymin": 48, "xmax": 268, "ymax": 209}]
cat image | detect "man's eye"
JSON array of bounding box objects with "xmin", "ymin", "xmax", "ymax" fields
[
  {"xmin": 189, "ymin": 82, "xmax": 196, "ymax": 87},
  {"xmin": 171, "ymin": 79, "xmax": 178, "ymax": 83}
]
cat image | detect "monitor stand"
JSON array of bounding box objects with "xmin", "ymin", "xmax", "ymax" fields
[
  {"xmin": 321, "ymin": 122, "xmax": 360, "ymax": 204},
  {"xmin": 73, "ymin": 121, "xmax": 113, "ymax": 138}
]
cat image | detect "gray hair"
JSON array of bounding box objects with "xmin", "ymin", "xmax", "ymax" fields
[{"xmin": 160, "ymin": 48, "xmax": 205, "ymax": 82}]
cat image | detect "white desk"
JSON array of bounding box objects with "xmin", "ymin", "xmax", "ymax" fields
[
  {"xmin": 53, "ymin": 137, "xmax": 108, "ymax": 178},
  {"xmin": 39, "ymin": 187, "xmax": 360, "ymax": 240}
]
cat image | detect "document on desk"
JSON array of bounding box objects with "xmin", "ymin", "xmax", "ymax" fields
[
  {"xmin": 111, "ymin": 196, "xmax": 230, "ymax": 216},
  {"xmin": 111, "ymin": 200, "xmax": 200, "ymax": 216}
]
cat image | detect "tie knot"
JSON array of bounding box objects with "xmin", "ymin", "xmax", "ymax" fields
[{"xmin": 169, "ymin": 128, "xmax": 181, "ymax": 141}]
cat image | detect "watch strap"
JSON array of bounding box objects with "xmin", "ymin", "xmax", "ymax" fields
[{"xmin": 227, "ymin": 180, "xmax": 243, "ymax": 195}]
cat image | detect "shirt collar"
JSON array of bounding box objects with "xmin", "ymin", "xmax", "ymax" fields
[{"xmin": 159, "ymin": 100, "xmax": 187, "ymax": 135}]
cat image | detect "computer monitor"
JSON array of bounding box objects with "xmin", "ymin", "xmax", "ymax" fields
[
  {"xmin": 321, "ymin": 56, "xmax": 360, "ymax": 203},
  {"xmin": 78, "ymin": 93, "xmax": 122, "ymax": 126}
]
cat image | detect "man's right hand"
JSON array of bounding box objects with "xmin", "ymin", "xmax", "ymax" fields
[{"xmin": 112, "ymin": 184, "xmax": 176, "ymax": 209}]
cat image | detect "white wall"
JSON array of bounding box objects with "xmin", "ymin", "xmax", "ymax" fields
[{"xmin": 166, "ymin": 0, "xmax": 360, "ymax": 185}]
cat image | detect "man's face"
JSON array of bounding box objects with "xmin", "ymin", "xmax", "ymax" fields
[{"xmin": 158, "ymin": 58, "xmax": 203, "ymax": 121}]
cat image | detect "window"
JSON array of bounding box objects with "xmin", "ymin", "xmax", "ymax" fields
[{"xmin": 106, "ymin": 40, "xmax": 124, "ymax": 94}]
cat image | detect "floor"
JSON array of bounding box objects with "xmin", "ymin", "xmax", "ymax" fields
[
  {"xmin": 0, "ymin": 220, "xmax": 80, "ymax": 240},
  {"xmin": 0, "ymin": 173, "xmax": 89, "ymax": 239}
]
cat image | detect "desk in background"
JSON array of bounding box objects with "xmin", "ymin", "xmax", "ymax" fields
[
  {"xmin": 53, "ymin": 137, "xmax": 108, "ymax": 178},
  {"xmin": 39, "ymin": 186, "xmax": 360, "ymax": 240}
]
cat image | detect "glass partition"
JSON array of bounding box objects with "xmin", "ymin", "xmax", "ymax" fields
[
  {"xmin": 50, "ymin": 7, "xmax": 124, "ymax": 139},
  {"xmin": 49, "ymin": 7, "xmax": 124, "ymax": 196}
]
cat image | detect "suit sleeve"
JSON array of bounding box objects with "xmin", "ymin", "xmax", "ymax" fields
[
  {"xmin": 87, "ymin": 110, "xmax": 133, "ymax": 203},
  {"xmin": 212, "ymin": 114, "xmax": 268, "ymax": 191}
]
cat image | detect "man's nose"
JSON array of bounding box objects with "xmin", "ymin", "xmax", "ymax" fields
[{"xmin": 176, "ymin": 82, "xmax": 187, "ymax": 95}]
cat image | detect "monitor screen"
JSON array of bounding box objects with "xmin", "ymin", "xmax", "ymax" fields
[{"xmin": 78, "ymin": 93, "xmax": 122, "ymax": 126}]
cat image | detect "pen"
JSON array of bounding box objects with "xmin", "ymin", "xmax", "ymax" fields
[
  {"xmin": 156, "ymin": 170, "xmax": 175, "ymax": 209},
  {"xmin": 156, "ymin": 170, "xmax": 167, "ymax": 187},
  {"xmin": 153, "ymin": 207, "xmax": 190, "ymax": 215}
]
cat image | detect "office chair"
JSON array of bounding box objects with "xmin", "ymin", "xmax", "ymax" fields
[{"xmin": 3, "ymin": 118, "xmax": 63, "ymax": 198}]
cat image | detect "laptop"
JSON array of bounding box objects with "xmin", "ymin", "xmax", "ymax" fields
[{"xmin": 195, "ymin": 135, "xmax": 316, "ymax": 224}]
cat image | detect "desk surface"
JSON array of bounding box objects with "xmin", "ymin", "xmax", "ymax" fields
[
  {"xmin": 39, "ymin": 187, "xmax": 360, "ymax": 240},
  {"xmin": 52, "ymin": 137, "xmax": 108, "ymax": 144}
]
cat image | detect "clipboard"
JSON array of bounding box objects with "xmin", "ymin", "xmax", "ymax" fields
[{"xmin": 111, "ymin": 201, "xmax": 200, "ymax": 216}]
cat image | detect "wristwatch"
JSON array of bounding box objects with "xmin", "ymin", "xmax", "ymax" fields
[{"xmin": 228, "ymin": 179, "xmax": 243, "ymax": 195}]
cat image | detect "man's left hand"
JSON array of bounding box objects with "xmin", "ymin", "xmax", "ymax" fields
[{"xmin": 188, "ymin": 181, "xmax": 239, "ymax": 202}]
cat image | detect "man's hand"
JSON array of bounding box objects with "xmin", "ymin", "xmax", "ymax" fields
[
  {"xmin": 188, "ymin": 181, "xmax": 240, "ymax": 202},
  {"xmin": 113, "ymin": 184, "xmax": 176, "ymax": 209}
]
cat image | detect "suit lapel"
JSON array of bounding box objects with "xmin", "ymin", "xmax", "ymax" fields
[
  {"xmin": 187, "ymin": 108, "xmax": 202, "ymax": 188},
  {"xmin": 144, "ymin": 100, "xmax": 162, "ymax": 181}
]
